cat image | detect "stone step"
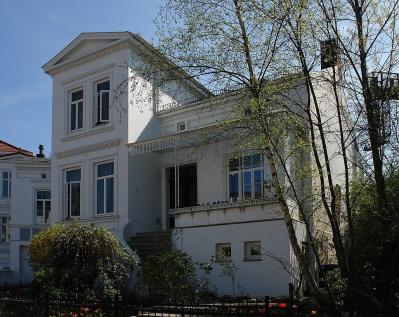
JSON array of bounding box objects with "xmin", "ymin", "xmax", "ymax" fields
[{"xmin": 128, "ymin": 231, "xmax": 171, "ymax": 259}]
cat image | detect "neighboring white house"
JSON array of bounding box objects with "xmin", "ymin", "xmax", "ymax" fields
[
  {"xmin": 0, "ymin": 141, "xmax": 51, "ymax": 283},
  {"xmin": 39, "ymin": 31, "xmax": 353, "ymax": 297}
]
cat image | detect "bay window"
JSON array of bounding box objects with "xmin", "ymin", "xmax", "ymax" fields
[
  {"xmin": 228, "ymin": 153, "xmax": 269, "ymax": 201},
  {"xmin": 95, "ymin": 80, "xmax": 110, "ymax": 124},
  {"xmin": 70, "ymin": 89, "xmax": 84, "ymax": 131},
  {"xmin": 36, "ymin": 190, "xmax": 51, "ymax": 224},
  {"xmin": 1, "ymin": 171, "xmax": 11, "ymax": 198},
  {"xmin": 65, "ymin": 169, "xmax": 81, "ymax": 218},
  {"xmin": 96, "ymin": 162, "xmax": 114, "ymax": 214}
]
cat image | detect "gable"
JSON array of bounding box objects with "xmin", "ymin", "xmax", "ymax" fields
[{"xmin": 56, "ymin": 38, "xmax": 119, "ymax": 65}]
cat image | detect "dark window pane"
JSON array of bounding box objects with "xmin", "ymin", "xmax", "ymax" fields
[
  {"xmin": 71, "ymin": 103, "xmax": 76, "ymax": 130},
  {"xmin": 66, "ymin": 169, "xmax": 81, "ymax": 182},
  {"xmin": 229, "ymin": 173, "xmax": 239, "ymax": 200},
  {"xmin": 106, "ymin": 177, "xmax": 114, "ymax": 213},
  {"xmin": 243, "ymin": 171, "xmax": 252, "ymax": 199},
  {"xmin": 244, "ymin": 155, "xmax": 252, "ymax": 169},
  {"xmin": 97, "ymin": 80, "xmax": 110, "ymax": 92},
  {"xmin": 44, "ymin": 191, "xmax": 51, "ymax": 200},
  {"xmin": 97, "ymin": 179, "xmax": 104, "ymax": 214},
  {"xmin": 37, "ymin": 191, "xmax": 45, "ymax": 200},
  {"xmin": 71, "ymin": 183, "xmax": 80, "ymax": 217},
  {"xmin": 101, "ymin": 91, "xmax": 110, "ymax": 121},
  {"xmin": 71, "ymin": 90, "xmax": 83, "ymax": 101},
  {"xmin": 229, "ymin": 158, "xmax": 240, "ymax": 171},
  {"xmin": 77, "ymin": 101, "xmax": 83, "ymax": 129},
  {"xmin": 97, "ymin": 162, "xmax": 114, "ymax": 177},
  {"xmin": 2, "ymin": 180, "xmax": 9, "ymax": 197},
  {"xmin": 36, "ymin": 201, "xmax": 43, "ymax": 216},
  {"xmin": 252, "ymin": 154, "xmax": 262, "ymax": 167}
]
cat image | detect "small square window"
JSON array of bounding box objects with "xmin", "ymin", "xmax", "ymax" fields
[
  {"xmin": 40, "ymin": 173, "xmax": 47, "ymax": 180},
  {"xmin": 216, "ymin": 243, "xmax": 231, "ymax": 261},
  {"xmin": 244, "ymin": 241, "xmax": 262, "ymax": 261},
  {"xmin": 177, "ymin": 122, "xmax": 186, "ymax": 132}
]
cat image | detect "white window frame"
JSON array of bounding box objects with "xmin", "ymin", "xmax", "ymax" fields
[
  {"xmin": 215, "ymin": 243, "xmax": 232, "ymax": 262},
  {"xmin": 1, "ymin": 171, "xmax": 11, "ymax": 199},
  {"xmin": 64, "ymin": 168, "xmax": 81, "ymax": 219},
  {"xmin": 69, "ymin": 88, "xmax": 84, "ymax": 132},
  {"xmin": 1, "ymin": 216, "xmax": 10, "ymax": 242},
  {"xmin": 95, "ymin": 79, "xmax": 110, "ymax": 125},
  {"xmin": 35, "ymin": 190, "xmax": 51, "ymax": 224},
  {"xmin": 244, "ymin": 241, "xmax": 262, "ymax": 261},
  {"xmin": 227, "ymin": 153, "xmax": 268, "ymax": 202},
  {"xmin": 95, "ymin": 161, "xmax": 115, "ymax": 215}
]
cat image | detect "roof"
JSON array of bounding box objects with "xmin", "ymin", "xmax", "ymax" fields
[{"xmin": 0, "ymin": 140, "xmax": 33, "ymax": 158}]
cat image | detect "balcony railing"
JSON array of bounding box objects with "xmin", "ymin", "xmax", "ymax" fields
[{"xmin": 170, "ymin": 197, "xmax": 279, "ymax": 215}]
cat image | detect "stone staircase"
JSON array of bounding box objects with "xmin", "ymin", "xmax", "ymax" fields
[{"xmin": 128, "ymin": 231, "xmax": 171, "ymax": 258}]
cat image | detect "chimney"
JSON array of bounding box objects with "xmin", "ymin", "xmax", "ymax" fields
[
  {"xmin": 321, "ymin": 38, "xmax": 338, "ymax": 70},
  {"xmin": 36, "ymin": 144, "xmax": 45, "ymax": 158}
]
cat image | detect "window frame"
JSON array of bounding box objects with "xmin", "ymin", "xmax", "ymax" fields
[
  {"xmin": 1, "ymin": 216, "xmax": 10, "ymax": 242},
  {"xmin": 95, "ymin": 161, "xmax": 115, "ymax": 215},
  {"xmin": 94, "ymin": 79, "xmax": 111, "ymax": 125},
  {"xmin": 64, "ymin": 168, "xmax": 81, "ymax": 219},
  {"xmin": 35, "ymin": 189, "xmax": 51, "ymax": 224},
  {"xmin": 69, "ymin": 88, "xmax": 84, "ymax": 132},
  {"xmin": 1, "ymin": 171, "xmax": 11, "ymax": 199},
  {"xmin": 215, "ymin": 243, "xmax": 232, "ymax": 262},
  {"xmin": 227, "ymin": 153, "xmax": 268, "ymax": 202},
  {"xmin": 244, "ymin": 241, "xmax": 262, "ymax": 261}
]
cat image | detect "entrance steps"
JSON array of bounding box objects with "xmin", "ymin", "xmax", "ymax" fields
[{"xmin": 128, "ymin": 231, "xmax": 171, "ymax": 258}]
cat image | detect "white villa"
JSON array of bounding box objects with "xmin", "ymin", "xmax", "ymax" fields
[
  {"xmin": 1, "ymin": 31, "xmax": 352, "ymax": 296},
  {"xmin": 0, "ymin": 141, "xmax": 51, "ymax": 283}
]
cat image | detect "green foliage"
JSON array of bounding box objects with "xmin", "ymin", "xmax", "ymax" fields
[
  {"xmin": 349, "ymin": 172, "xmax": 399, "ymax": 308},
  {"xmin": 139, "ymin": 249, "xmax": 212, "ymax": 301},
  {"xmin": 29, "ymin": 223, "xmax": 136, "ymax": 299}
]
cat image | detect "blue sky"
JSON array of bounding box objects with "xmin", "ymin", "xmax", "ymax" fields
[{"xmin": 0, "ymin": 0, "xmax": 163, "ymax": 155}]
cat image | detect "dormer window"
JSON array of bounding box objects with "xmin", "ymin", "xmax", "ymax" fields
[
  {"xmin": 96, "ymin": 80, "xmax": 110, "ymax": 125},
  {"xmin": 70, "ymin": 89, "xmax": 84, "ymax": 131}
]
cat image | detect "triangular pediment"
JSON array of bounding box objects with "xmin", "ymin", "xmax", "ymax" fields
[{"xmin": 42, "ymin": 32, "xmax": 131, "ymax": 74}]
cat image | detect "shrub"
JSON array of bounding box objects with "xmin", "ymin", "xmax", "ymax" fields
[
  {"xmin": 29, "ymin": 223, "xmax": 136, "ymax": 299},
  {"xmin": 139, "ymin": 249, "xmax": 212, "ymax": 302}
]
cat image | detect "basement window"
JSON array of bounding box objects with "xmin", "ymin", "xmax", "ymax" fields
[{"xmin": 216, "ymin": 243, "xmax": 231, "ymax": 262}]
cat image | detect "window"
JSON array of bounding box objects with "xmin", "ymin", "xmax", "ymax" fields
[
  {"xmin": 36, "ymin": 190, "xmax": 51, "ymax": 224},
  {"xmin": 1, "ymin": 171, "xmax": 11, "ymax": 198},
  {"xmin": 70, "ymin": 89, "xmax": 84, "ymax": 131},
  {"xmin": 40, "ymin": 173, "xmax": 47, "ymax": 180},
  {"xmin": 1, "ymin": 216, "xmax": 10, "ymax": 242},
  {"xmin": 177, "ymin": 121, "xmax": 186, "ymax": 132},
  {"xmin": 95, "ymin": 80, "xmax": 110, "ymax": 124},
  {"xmin": 244, "ymin": 241, "xmax": 262, "ymax": 261},
  {"xmin": 228, "ymin": 153, "xmax": 269, "ymax": 202},
  {"xmin": 65, "ymin": 169, "xmax": 81, "ymax": 218},
  {"xmin": 96, "ymin": 162, "xmax": 114, "ymax": 214},
  {"xmin": 216, "ymin": 243, "xmax": 231, "ymax": 261}
]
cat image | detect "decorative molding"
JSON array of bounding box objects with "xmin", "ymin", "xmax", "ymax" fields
[
  {"xmin": 55, "ymin": 138, "xmax": 121, "ymax": 159},
  {"xmin": 46, "ymin": 40, "xmax": 130, "ymax": 76},
  {"xmin": 62, "ymin": 64, "xmax": 116, "ymax": 85},
  {"xmin": 61, "ymin": 125, "xmax": 115, "ymax": 142}
]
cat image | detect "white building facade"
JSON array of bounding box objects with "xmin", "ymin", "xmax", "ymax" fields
[
  {"xmin": 0, "ymin": 141, "xmax": 51, "ymax": 283},
  {"xmin": 40, "ymin": 32, "xmax": 352, "ymax": 297}
]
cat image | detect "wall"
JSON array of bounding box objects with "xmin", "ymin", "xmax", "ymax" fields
[{"xmin": 174, "ymin": 220, "xmax": 292, "ymax": 297}]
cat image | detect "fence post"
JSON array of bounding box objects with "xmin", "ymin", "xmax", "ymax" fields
[
  {"xmin": 264, "ymin": 296, "xmax": 269, "ymax": 317},
  {"xmin": 114, "ymin": 293, "xmax": 119, "ymax": 317},
  {"xmin": 288, "ymin": 283, "xmax": 294, "ymax": 317},
  {"xmin": 44, "ymin": 291, "xmax": 49, "ymax": 317}
]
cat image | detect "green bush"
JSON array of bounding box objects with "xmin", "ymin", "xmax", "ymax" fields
[
  {"xmin": 29, "ymin": 223, "xmax": 136, "ymax": 299},
  {"xmin": 139, "ymin": 249, "xmax": 212, "ymax": 301}
]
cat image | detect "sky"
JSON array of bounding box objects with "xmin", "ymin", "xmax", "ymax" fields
[{"xmin": 0, "ymin": 0, "xmax": 163, "ymax": 156}]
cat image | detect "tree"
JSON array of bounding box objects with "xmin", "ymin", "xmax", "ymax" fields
[{"xmin": 29, "ymin": 223, "xmax": 136, "ymax": 299}]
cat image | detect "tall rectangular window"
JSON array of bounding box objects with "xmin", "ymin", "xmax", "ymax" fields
[
  {"xmin": 65, "ymin": 169, "xmax": 81, "ymax": 218},
  {"xmin": 70, "ymin": 89, "xmax": 84, "ymax": 131},
  {"xmin": 36, "ymin": 190, "xmax": 51, "ymax": 224},
  {"xmin": 96, "ymin": 80, "xmax": 110, "ymax": 124},
  {"xmin": 96, "ymin": 162, "xmax": 114, "ymax": 214},
  {"xmin": 1, "ymin": 171, "xmax": 11, "ymax": 198},
  {"xmin": 228, "ymin": 154, "xmax": 268, "ymax": 201},
  {"xmin": 1, "ymin": 216, "xmax": 10, "ymax": 241}
]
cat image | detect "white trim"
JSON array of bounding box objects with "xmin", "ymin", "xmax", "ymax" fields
[{"xmin": 55, "ymin": 139, "xmax": 121, "ymax": 158}]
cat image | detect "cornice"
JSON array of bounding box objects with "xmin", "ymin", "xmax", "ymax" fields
[{"xmin": 54, "ymin": 139, "xmax": 121, "ymax": 159}]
